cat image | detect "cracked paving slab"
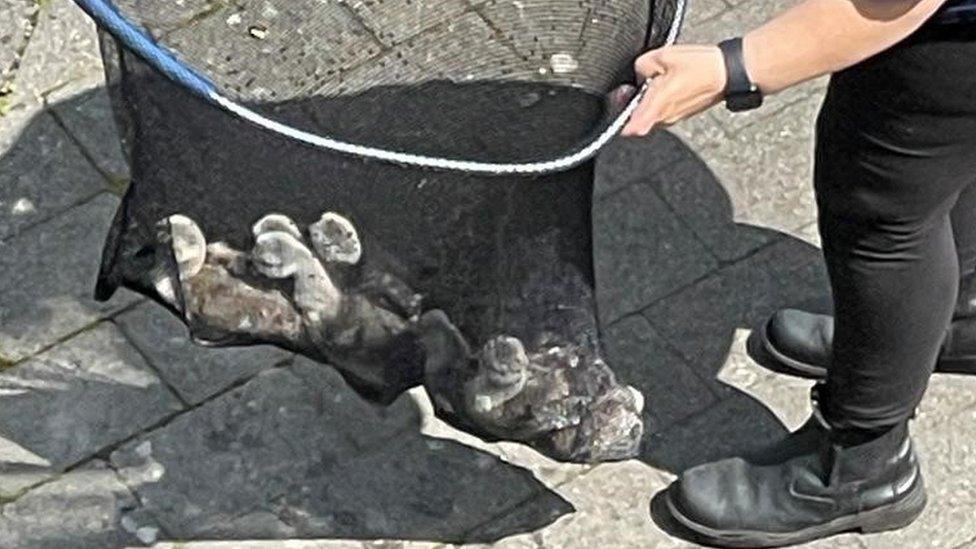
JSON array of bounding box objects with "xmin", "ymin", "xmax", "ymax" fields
[
  {"xmin": 0, "ymin": 322, "xmax": 182, "ymax": 499},
  {"xmin": 0, "ymin": 460, "xmax": 139, "ymax": 549},
  {"xmin": 0, "ymin": 194, "xmax": 141, "ymax": 363},
  {"xmin": 0, "ymin": 0, "xmax": 39, "ymax": 95}
]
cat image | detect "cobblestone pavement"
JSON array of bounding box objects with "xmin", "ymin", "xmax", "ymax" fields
[{"xmin": 2, "ymin": 0, "xmax": 976, "ymax": 548}]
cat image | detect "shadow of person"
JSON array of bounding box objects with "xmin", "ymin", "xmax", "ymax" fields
[{"xmin": 594, "ymin": 130, "xmax": 832, "ymax": 473}]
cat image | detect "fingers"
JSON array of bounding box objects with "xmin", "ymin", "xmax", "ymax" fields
[
  {"xmin": 621, "ymin": 79, "xmax": 667, "ymax": 136},
  {"xmin": 634, "ymin": 49, "xmax": 667, "ymax": 81}
]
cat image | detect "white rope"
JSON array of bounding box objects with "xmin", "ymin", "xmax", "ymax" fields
[{"xmin": 213, "ymin": 0, "xmax": 687, "ymax": 176}]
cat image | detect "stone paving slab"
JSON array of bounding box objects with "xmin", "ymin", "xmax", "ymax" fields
[
  {"xmin": 471, "ymin": 461, "xmax": 691, "ymax": 549},
  {"xmin": 594, "ymin": 133, "xmax": 686, "ymax": 199},
  {"xmin": 476, "ymin": 0, "xmax": 649, "ymax": 92},
  {"xmin": 646, "ymin": 139, "xmax": 780, "ymax": 263},
  {"xmin": 12, "ymin": 0, "xmax": 103, "ymax": 103},
  {"xmin": 110, "ymin": 0, "xmax": 225, "ymax": 36},
  {"xmin": 0, "ymin": 109, "xmax": 106, "ymax": 240},
  {"xmin": 716, "ymin": 328, "xmax": 816, "ymax": 431},
  {"xmin": 0, "ymin": 0, "xmax": 115, "ymax": 238},
  {"xmin": 0, "ymin": 322, "xmax": 182, "ymax": 498},
  {"xmin": 602, "ymin": 314, "xmax": 718, "ymax": 437},
  {"xmin": 319, "ymin": 12, "xmax": 535, "ymax": 97},
  {"xmin": 165, "ymin": 0, "xmax": 384, "ymax": 102},
  {"xmin": 0, "ymin": 194, "xmax": 141, "ymax": 363},
  {"xmin": 0, "ymin": 0, "xmax": 37, "ymax": 87},
  {"xmin": 593, "ymin": 178, "xmax": 717, "ymax": 325},
  {"xmin": 115, "ymin": 302, "xmax": 291, "ymax": 405},
  {"xmin": 349, "ymin": 0, "xmax": 470, "ymax": 48},
  {"xmin": 110, "ymin": 362, "xmax": 569, "ymax": 543},
  {"xmin": 642, "ymin": 234, "xmax": 829, "ymax": 377},
  {"xmin": 672, "ymin": 88, "xmax": 823, "ymax": 243},
  {"xmin": 0, "ymin": 460, "xmax": 138, "ymax": 549},
  {"xmin": 48, "ymin": 81, "xmax": 131, "ymax": 186}
]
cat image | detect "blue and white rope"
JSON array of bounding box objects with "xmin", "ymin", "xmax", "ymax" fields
[{"xmin": 73, "ymin": 0, "xmax": 686, "ymax": 176}]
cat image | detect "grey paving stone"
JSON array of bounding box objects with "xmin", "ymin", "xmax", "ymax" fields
[
  {"xmin": 110, "ymin": 364, "xmax": 567, "ymax": 543},
  {"xmin": 0, "ymin": 322, "xmax": 182, "ymax": 499},
  {"xmin": 715, "ymin": 328, "xmax": 815, "ymax": 431},
  {"xmin": 48, "ymin": 82, "xmax": 131, "ymax": 186},
  {"xmin": 0, "ymin": 461, "xmax": 138, "ymax": 549},
  {"xmin": 0, "ymin": 110, "xmax": 106, "ymax": 240},
  {"xmin": 412, "ymin": 387, "xmax": 591, "ymax": 490},
  {"xmin": 682, "ymin": 0, "xmax": 728, "ymax": 26},
  {"xmin": 641, "ymin": 234, "xmax": 827, "ymax": 379},
  {"xmin": 0, "ymin": 0, "xmax": 37, "ymax": 85},
  {"xmin": 594, "ymin": 132, "xmax": 685, "ymax": 200},
  {"xmin": 593, "ymin": 181, "xmax": 718, "ymax": 325},
  {"xmin": 603, "ymin": 314, "xmax": 717, "ymax": 436},
  {"xmin": 111, "ymin": 0, "xmax": 224, "ymax": 36},
  {"xmin": 644, "ymin": 390, "xmax": 790, "ymax": 473},
  {"xmin": 165, "ymin": 0, "xmax": 383, "ymax": 101},
  {"xmin": 288, "ymin": 358, "xmax": 422, "ymax": 452},
  {"xmin": 0, "ymin": 194, "xmax": 141, "ymax": 363},
  {"xmin": 853, "ymin": 405, "xmax": 976, "ymax": 549},
  {"xmin": 679, "ymin": 0, "xmax": 798, "ymax": 45},
  {"xmin": 477, "ymin": 0, "xmax": 649, "ymax": 93},
  {"xmin": 115, "ymin": 302, "xmax": 291, "ymax": 405},
  {"xmin": 482, "ymin": 461, "xmax": 693, "ymax": 549},
  {"xmin": 320, "ymin": 12, "xmax": 536, "ymax": 96},
  {"xmin": 13, "ymin": 0, "xmax": 103, "ymax": 101},
  {"xmin": 645, "ymin": 137, "xmax": 780, "ymax": 262},
  {"xmin": 349, "ymin": 0, "xmax": 471, "ymax": 47},
  {"xmin": 690, "ymin": 92, "xmax": 823, "ymax": 240}
]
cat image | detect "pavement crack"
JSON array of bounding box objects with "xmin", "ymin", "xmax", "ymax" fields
[{"xmin": 0, "ymin": 1, "xmax": 44, "ymax": 114}]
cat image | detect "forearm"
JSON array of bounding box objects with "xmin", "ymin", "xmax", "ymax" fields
[{"xmin": 744, "ymin": 0, "xmax": 947, "ymax": 94}]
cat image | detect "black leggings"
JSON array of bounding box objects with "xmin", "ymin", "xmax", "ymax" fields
[{"xmin": 816, "ymin": 22, "xmax": 976, "ymax": 430}]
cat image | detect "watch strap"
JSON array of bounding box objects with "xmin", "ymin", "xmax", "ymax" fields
[{"xmin": 718, "ymin": 37, "xmax": 755, "ymax": 97}]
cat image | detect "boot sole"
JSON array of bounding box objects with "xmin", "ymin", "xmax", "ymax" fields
[
  {"xmin": 664, "ymin": 475, "xmax": 927, "ymax": 548},
  {"xmin": 749, "ymin": 321, "xmax": 976, "ymax": 378},
  {"xmin": 745, "ymin": 320, "xmax": 828, "ymax": 380},
  {"xmin": 937, "ymin": 354, "xmax": 976, "ymax": 374}
]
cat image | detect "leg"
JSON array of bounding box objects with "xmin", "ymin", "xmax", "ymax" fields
[
  {"xmin": 815, "ymin": 69, "xmax": 976, "ymax": 430},
  {"xmin": 951, "ymin": 180, "xmax": 976, "ymax": 277},
  {"xmin": 662, "ymin": 24, "xmax": 976, "ymax": 547}
]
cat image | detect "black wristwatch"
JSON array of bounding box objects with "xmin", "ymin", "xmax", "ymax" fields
[{"xmin": 718, "ymin": 37, "xmax": 763, "ymax": 112}]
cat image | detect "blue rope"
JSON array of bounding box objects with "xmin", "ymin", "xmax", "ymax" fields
[{"xmin": 74, "ymin": 0, "xmax": 217, "ymax": 98}]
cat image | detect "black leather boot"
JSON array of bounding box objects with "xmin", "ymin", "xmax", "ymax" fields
[
  {"xmin": 665, "ymin": 401, "xmax": 926, "ymax": 548},
  {"xmin": 749, "ymin": 272, "xmax": 976, "ymax": 379}
]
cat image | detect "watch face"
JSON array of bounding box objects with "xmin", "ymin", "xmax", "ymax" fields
[{"xmin": 727, "ymin": 91, "xmax": 764, "ymax": 112}]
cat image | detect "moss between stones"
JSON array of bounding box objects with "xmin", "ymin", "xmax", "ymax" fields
[
  {"xmin": 0, "ymin": 95, "xmax": 13, "ymax": 118},
  {"xmin": 0, "ymin": 345, "xmax": 17, "ymax": 370},
  {"xmin": 104, "ymin": 175, "xmax": 131, "ymax": 196}
]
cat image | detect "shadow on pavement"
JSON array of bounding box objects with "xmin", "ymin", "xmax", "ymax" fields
[
  {"xmin": 594, "ymin": 131, "xmax": 831, "ymax": 472},
  {"xmin": 0, "ymin": 83, "xmax": 831, "ymax": 547}
]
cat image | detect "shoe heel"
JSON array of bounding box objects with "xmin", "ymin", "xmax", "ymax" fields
[
  {"xmin": 859, "ymin": 480, "xmax": 927, "ymax": 534},
  {"xmin": 938, "ymin": 354, "xmax": 976, "ymax": 375}
]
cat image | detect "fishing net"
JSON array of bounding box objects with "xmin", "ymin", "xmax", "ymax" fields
[{"xmin": 88, "ymin": 0, "xmax": 685, "ymax": 462}]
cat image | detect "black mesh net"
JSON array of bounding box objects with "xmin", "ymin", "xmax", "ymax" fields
[{"xmin": 93, "ymin": 0, "xmax": 682, "ymax": 463}]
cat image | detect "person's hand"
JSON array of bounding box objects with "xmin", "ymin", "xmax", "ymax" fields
[{"xmin": 619, "ymin": 45, "xmax": 727, "ymax": 136}]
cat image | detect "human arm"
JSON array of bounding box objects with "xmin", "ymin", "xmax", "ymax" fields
[{"xmin": 620, "ymin": 0, "xmax": 949, "ymax": 136}]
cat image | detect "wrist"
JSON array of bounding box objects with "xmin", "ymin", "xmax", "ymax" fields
[
  {"xmin": 718, "ymin": 37, "xmax": 764, "ymax": 112},
  {"xmin": 741, "ymin": 33, "xmax": 765, "ymax": 94}
]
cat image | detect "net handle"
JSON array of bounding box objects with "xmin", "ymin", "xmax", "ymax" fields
[{"xmin": 73, "ymin": 0, "xmax": 687, "ymax": 176}]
